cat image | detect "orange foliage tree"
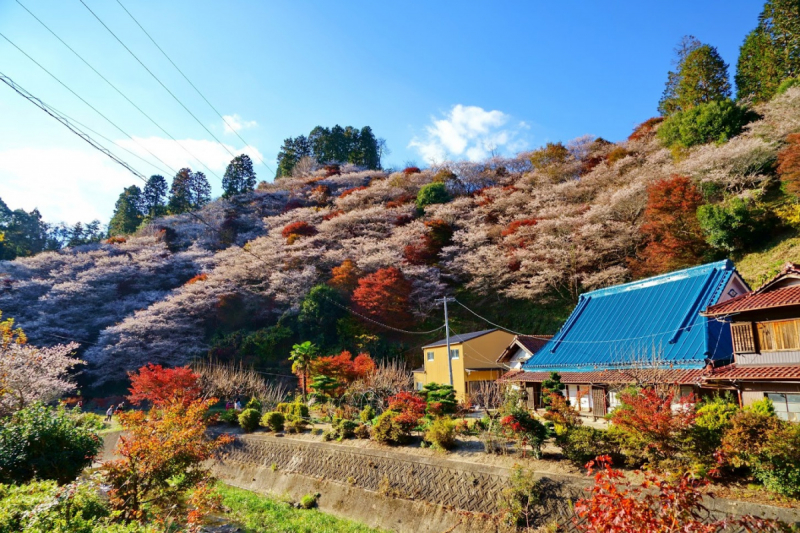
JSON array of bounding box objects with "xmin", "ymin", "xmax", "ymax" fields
[
  {"xmin": 778, "ymin": 133, "xmax": 800, "ymax": 196},
  {"xmin": 127, "ymin": 364, "xmax": 202, "ymax": 406},
  {"xmin": 103, "ymin": 397, "xmax": 233, "ymax": 526},
  {"xmin": 633, "ymin": 175, "xmax": 707, "ymax": 276},
  {"xmin": 328, "ymin": 259, "xmax": 362, "ymax": 293},
  {"xmin": 310, "ymin": 350, "xmax": 376, "ymax": 394},
  {"xmin": 351, "ymin": 267, "xmax": 413, "ymax": 328}
]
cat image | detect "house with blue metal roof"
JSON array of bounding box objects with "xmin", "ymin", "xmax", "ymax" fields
[{"xmin": 502, "ymin": 260, "xmax": 749, "ymax": 417}]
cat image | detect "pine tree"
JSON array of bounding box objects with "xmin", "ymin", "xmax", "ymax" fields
[
  {"xmin": 142, "ymin": 175, "xmax": 168, "ymax": 217},
  {"xmin": 108, "ymin": 185, "xmax": 144, "ymax": 237},
  {"xmin": 275, "ymin": 135, "xmax": 310, "ymax": 178},
  {"xmin": 222, "ymin": 154, "xmax": 257, "ymax": 198},
  {"xmin": 189, "ymin": 171, "xmax": 211, "ymax": 208},
  {"xmin": 659, "ymin": 38, "xmax": 731, "ymax": 115},
  {"xmin": 736, "ymin": 0, "xmax": 800, "ymax": 102}
]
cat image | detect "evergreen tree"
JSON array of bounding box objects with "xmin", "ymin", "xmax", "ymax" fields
[
  {"xmin": 0, "ymin": 200, "xmax": 48, "ymax": 260},
  {"xmin": 189, "ymin": 171, "xmax": 211, "ymax": 208},
  {"xmin": 222, "ymin": 154, "xmax": 257, "ymax": 198},
  {"xmin": 142, "ymin": 175, "xmax": 168, "ymax": 217},
  {"xmin": 108, "ymin": 185, "xmax": 144, "ymax": 237},
  {"xmin": 168, "ymin": 168, "xmax": 193, "ymax": 214},
  {"xmin": 275, "ymin": 135, "xmax": 311, "ymax": 178},
  {"xmin": 736, "ymin": 0, "xmax": 800, "ymax": 102},
  {"xmin": 659, "ymin": 38, "xmax": 731, "ymax": 115},
  {"xmin": 277, "ymin": 125, "xmax": 382, "ymax": 176}
]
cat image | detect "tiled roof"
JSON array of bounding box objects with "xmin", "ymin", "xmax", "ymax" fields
[
  {"xmin": 422, "ymin": 328, "xmax": 496, "ymax": 349},
  {"xmin": 704, "ymin": 285, "xmax": 800, "ymax": 316},
  {"xmin": 521, "ymin": 260, "xmax": 737, "ymax": 372},
  {"xmin": 705, "ymin": 363, "xmax": 800, "ymax": 380},
  {"xmin": 497, "ymin": 335, "xmax": 552, "ymax": 363},
  {"xmin": 499, "ymin": 368, "xmax": 708, "ymax": 385}
]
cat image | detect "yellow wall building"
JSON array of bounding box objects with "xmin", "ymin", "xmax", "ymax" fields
[{"xmin": 412, "ymin": 328, "xmax": 515, "ymax": 402}]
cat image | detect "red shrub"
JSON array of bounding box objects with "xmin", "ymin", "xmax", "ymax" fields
[
  {"xmin": 393, "ymin": 213, "xmax": 415, "ymax": 226},
  {"xmin": 311, "ymin": 351, "xmax": 375, "ymax": 395},
  {"xmin": 387, "ymin": 391, "xmax": 426, "ymax": 419},
  {"xmin": 386, "ymin": 193, "xmax": 415, "ymax": 208},
  {"xmin": 402, "ymin": 166, "xmax": 421, "ymax": 175},
  {"xmin": 186, "ymin": 273, "xmax": 208, "ymax": 285},
  {"xmin": 352, "ymin": 267, "xmax": 413, "ymax": 328},
  {"xmin": 628, "ymin": 117, "xmax": 664, "ymax": 142},
  {"xmin": 323, "ymin": 164, "xmax": 341, "ymax": 177},
  {"xmin": 106, "ymin": 235, "xmax": 127, "ymax": 244},
  {"xmin": 281, "ymin": 221, "xmax": 318, "ymax": 239},
  {"xmin": 127, "ymin": 364, "xmax": 201, "ymax": 406},
  {"xmin": 323, "ymin": 210, "xmax": 344, "ymax": 221},
  {"xmin": 339, "ymin": 186, "xmax": 368, "ymax": 199},
  {"xmin": 501, "ymin": 217, "xmax": 538, "ymax": 237},
  {"xmin": 403, "ymin": 219, "xmax": 453, "ymax": 265}
]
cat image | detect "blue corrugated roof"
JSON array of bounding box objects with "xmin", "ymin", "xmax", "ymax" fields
[{"xmin": 522, "ymin": 260, "xmax": 736, "ymax": 372}]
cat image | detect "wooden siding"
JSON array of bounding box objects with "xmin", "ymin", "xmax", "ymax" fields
[{"xmin": 731, "ymin": 322, "xmax": 756, "ymax": 354}]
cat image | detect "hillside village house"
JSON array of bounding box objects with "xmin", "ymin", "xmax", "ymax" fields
[
  {"xmin": 500, "ymin": 260, "xmax": 750, "ymax": 417},
  {"xmin": 702, "ymin": 262, "xmax": 800, "ymax": 421},
  {"xmin": 413, "ymin": 328, "xmax": 514, "ymax": 401}
]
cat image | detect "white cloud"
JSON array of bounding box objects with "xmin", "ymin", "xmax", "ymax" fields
[
  {"xmin": 116, "ymin": 136, "xmax": 264, "ymax": 176},
  {"xmin": 0, "ymin": 137, "xmax": 264, "ymax": 225},
  {"xmin": 222, "ymin": 114, "xmax": 257, "ymax": 134},
  {"xmin": 408, "ymin": 104, "xmax": 529, "ymax": 164},
  {"xmin": 0, "ymin": 146, "xmax": 135, "ymax": 224}
]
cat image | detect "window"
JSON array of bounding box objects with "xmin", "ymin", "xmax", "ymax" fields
[
  {"xmin": 426, "ymin": 351, "xmax": 434, "ymax": 361},
  {"xmin": 449, "ymin": 348, "xmax": 460, "ymax": 359},
  {"xmin": 757, "ymin": 319, "xmax": 800, "ymax": 351},
  {"xmin": 415, "ymin": 382, "xmax": 424, "ymax": 391},
  {"xmin": 766, "ymin": 393, "xmax": 800, "ymax": 422},
  {"xmin": 731, "ymin": 322, "xmax": 756, "ymax": 354}
]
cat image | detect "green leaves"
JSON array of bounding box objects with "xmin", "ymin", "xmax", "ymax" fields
[{"xmin": 657, "ymin": 99, "xmax": 751, "ymax": 148}]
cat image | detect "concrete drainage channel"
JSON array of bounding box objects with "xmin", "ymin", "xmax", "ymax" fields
[{"xmin": 102, "ymin": 432, "xmax": 800, "ymax": 533}]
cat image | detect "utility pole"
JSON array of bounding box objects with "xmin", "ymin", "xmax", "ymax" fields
[{"xmin": 437, "ymin": 297, "xmax": 456, "ymax": 387}]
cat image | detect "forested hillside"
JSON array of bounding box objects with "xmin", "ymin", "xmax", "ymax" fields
[{"xmin": 2, "ymin": 0, "xmax": 800, "ymax": 391}]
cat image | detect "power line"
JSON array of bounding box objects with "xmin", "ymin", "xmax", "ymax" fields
[
  {"xmin": 0, "ymin": 31, "xmax": 178, "ymax": 176},
  {"xmin": 114, "ymin": 0, "xmax": 274, "ymax": 175},
  {"xmin": 16, "ymin": 0, "xmax": 223, "ymax": 182},
  {"xmin": 0, "ymin": 72, "xmax": 149, "ymax": 180},
  {"xmin": 78, "ymin": 0, "xmax": 244, "ymax": 168}
]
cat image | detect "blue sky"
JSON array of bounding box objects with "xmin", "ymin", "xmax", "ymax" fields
[{"xmin": 0, "ymin": 0, "xmax": 762, "ymax": 223}]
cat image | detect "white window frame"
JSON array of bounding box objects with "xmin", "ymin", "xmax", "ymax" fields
[
  {"xmin": 450, "ymin": 348, "xmax": 460, "ymax": 359},
  {"xmin": 426, "ymin": 351, "xmax": 434, "ymax": 361}
]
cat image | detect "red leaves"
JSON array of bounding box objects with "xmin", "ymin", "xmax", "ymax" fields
[
  {"xmin": 281, "ymin": 221, "xmax": 317, "ymax": 240},
  {"xmin": 632, "ymin": 175, "xmax": 707, "ymax": 277},
  {"xmin": 338, "ymin": 186, "xmax": 369, "ymax": 198},
  {"xmin": 351, "ymin": 267, "xmax": 413, "ymax": 328},
  {"xmin": 387, "ymin": 391, "xmax": 426, "ymax": 422},
  {"xmin": 574, "ymin": 456, "xmax": 787, "ymax": 533},
  {"xmin": 127, "ymin": 363, "xmax": 202, "ymax": 407},
  {"xmin": 778, "ymin": 133, "xmax": 800, "ymax": 196},
  {"xmin": 501, "ymin": 218, "xmax": 538, "ymax": 238},
  {"xmin": 628, "ymin": 117, "xmax": 664, "ymax": 142},
  {"xmin": 185, "ymin": 273, "xmax": 207, "ymax": 285},
  {"xmin": 310, "ymin": 350, "xmax": 376, "ymax": 395},
  {"xmin": 402, "ymin": 166, "xmax": 421, "ymax": 175},
  {"xmin": 609, "ymin": 387, "xmax": 696, "ymax": 464},
  {"xmin": 403, "ymin": 219, "xmax": 453, "ymax": 265}
]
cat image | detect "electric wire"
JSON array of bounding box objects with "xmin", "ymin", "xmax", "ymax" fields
[
  {"xmin": 0, "ymin": 31, "xmax": 178, "ymax": 176},
  {"xmin": 16, "ymin": 0, "xmax": 224, "ymax": 182},
  {"xmin": 78, "ymin": 0, "xmax": 242, "ymax": 163},
  {"xmin": 114, "ymin": 0, "xmax": 274, "ymax": 175}
]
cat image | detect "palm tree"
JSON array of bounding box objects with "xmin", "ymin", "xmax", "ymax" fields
[{"xmin": 289, "ymin": 341, "xmax": 318, "ymax": 403}]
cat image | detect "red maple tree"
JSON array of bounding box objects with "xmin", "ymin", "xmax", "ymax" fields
[
  {"xmin": 281, "ymin": 221, "xmax": 317, "ymax": 239},
  {"xmin": 351, "ymin": 267, "xmax": 413, "ymax": 328},
  {"xmin": 778, "ymin": 133, "xmax": 800, "ymax": 196},
  {"xmin": 403, "ymin": 218, "xmax": 453, "ymax": 265},
  {"xmin": 127, "ymin": 364, "xmax": 202, "ymax": 407},
  {"xmin": 633, "ymin": 175, "xmax": 707, "ymax": 276},
  {"xmin": 311, "ymin": 350, "xmax": 376, "ymax": 391}
]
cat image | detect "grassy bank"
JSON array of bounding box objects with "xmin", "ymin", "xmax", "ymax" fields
[{"xmin": 216, "ymin": 483, "xmax": 384, "ymax": 533}]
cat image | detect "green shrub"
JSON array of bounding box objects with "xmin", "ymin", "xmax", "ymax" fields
[
  {"xmin": 420, "ymin": 383, "xmax": 457, "ymax": 415},
  {"xmin": 557, "ymin": 426, "xmax": 620, "ymax": 468},
  {"xmin": 416, "ymin": 182, "xmax": 450, "ymax": 209},
  {"xmin": 0, "ymin": 403, "xmax": 101, "ymax": 484},
  {"xmin": 498, "ymin": 465, "xmax": 541, "ymax": 528},
  {"xmin": 331, "ymin": 418, "xmax": 358, "ymax": 441},
  {"xmin": 424, "ymin": 418, "xmax": 456, "ymax": 450},
  {"xmin": 692, "ymin": 395, "xmax": 739, "ymax": 458},
  {"xmin": 69, "ymin": 408, "xmax": 106, "ymax": 431},
  {"xmin": 657, "ymin": 99, "xmax": 751, "ymax": 148},
  {"xmin": 753, "ymin": 421, "xmax": 800, "ymax": 498},
  {"xmin": 0, "ymin": 479, "xmax": 122, "ymax": 533},
  {"xmin": 260, "ymin": 412, "xmax": 285, "ymax": 432},
  {"xmin": 746, "ymin": 397, "xmax": 775, "ymax": 416},
  {"xmin": 359, "ymin": 405, "xmax": 375, "ymax": 423},
  {"xmin": 238, "ymin": 408, "xmax": 261, "ymax": 433},
  {"xmin": 284, "ymin": 417, "xmax": 308, "ymax": 434},
  {"xmin": 277, "ymin": 402, "xmax": 309, "ymax": 419},
  {"xmin": 245, "ymin": 397, "xmax": 263, "ymax": 412},
  {"xmin": 219, "ymin": 409, "xmax": 240, "ymax": 424},
  {"xmin": 298, "ymin": 492, "xmax": 319, "ymax": 509},
  {"xmin": 776, "ymin": 77, "xmax": 800, "ymax": 96},
  {"xmin": 697, "ymin": 198, "xmax": 771, "ymax": 253},
  {"xmin": 371, "ymin": 411, "xmax": 412, "ymax": 445}
]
